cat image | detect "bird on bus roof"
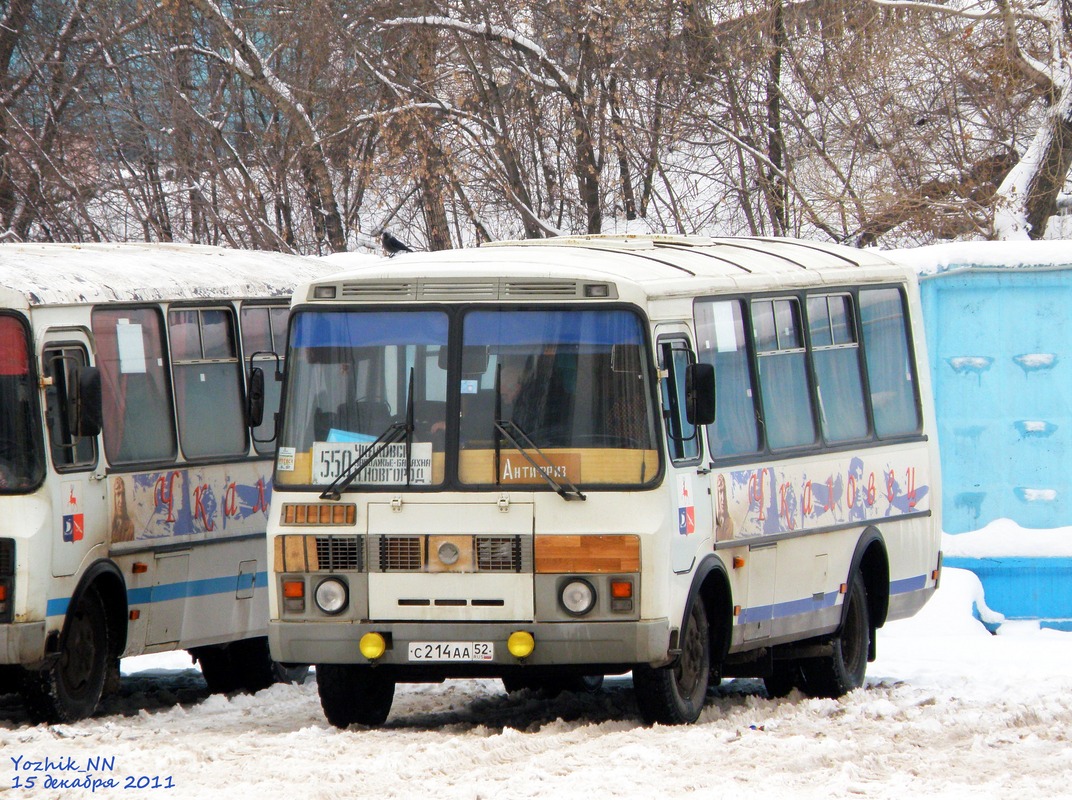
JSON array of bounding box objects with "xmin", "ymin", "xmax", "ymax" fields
[{"xmin": 381, "ymin": 231, "xmax": 413, "ymax": 257}]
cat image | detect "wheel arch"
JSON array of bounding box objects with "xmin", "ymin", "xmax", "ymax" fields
[
  {"xmin": 847, "ymin": 527, "xmax": 890, "ymax": 631},
  {"xmin": 60, "ymin": 559, "xmax": 129, "ymax": 660},
  {"xmin": 687, "ymin": 554, "xmax": 733, "ymax": 666}
]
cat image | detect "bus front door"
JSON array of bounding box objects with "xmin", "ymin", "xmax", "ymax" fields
[{"xmin": 43, "ymin": 336, "xmax": 108, "ymax": 579}]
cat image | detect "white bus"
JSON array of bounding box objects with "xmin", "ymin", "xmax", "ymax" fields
[
  {"xmin": 0, "ymin": 242, "xmax": 329, "ymax": 722},
  {"xmin": 262, "ymin": 235, "xmax": 942, "ymax": 727}
]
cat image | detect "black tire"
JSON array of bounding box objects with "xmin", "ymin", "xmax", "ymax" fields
[
  {"xmin": 763, "ymin": 660, "xmax": 802, "ymax": 699},
  {"xmin": 798, "ymin": 572, "xmax": 870, "ymax": 698},
  {"xmin": 316, "ymin": 664, "xmax": 395, "ymax": 728},
  {"xmin": 633, "ymin": 599, "xmax": 710, "ymax": 725},
  {"xmin": 192, "ymin": 638, "xmax": 310, "ymax": 694},
  {"xmin": 21, "ymin": 587, "xmax": 110, "ymax": 722},
  {"xmin": 230, "ymin": 637, "xmax": 310, "ymax": 692},
  {"xmin": 190, "ymin": 645, "xmax": 241, "ymax": 694}
]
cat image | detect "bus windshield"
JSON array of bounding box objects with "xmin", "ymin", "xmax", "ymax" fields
[
  {"xmin": 0, "ymin": 315, "xmax": 45, "ymax": 491},
  {"xmin": 276, "ymin": 306, "xmax": 659, "ymax": 490}
]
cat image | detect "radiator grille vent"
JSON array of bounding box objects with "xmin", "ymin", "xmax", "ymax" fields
[
  {"xmin": 476, "ymin": 536, "xmax": 524, "ymax": 572},
  {"xmin": 315, "ymin": 536, "xmax": 362, "ymax": 571},
  {"xmin": 377, "ymin": 536, "xmax": 424, "ymax": 571},
  {"xmin": 0, "ymin": 539, "xmax": 13, "ymax": 575},
  {"xmin": 368, "ymin": 535, "xmax": 532, "ymax": 572}
]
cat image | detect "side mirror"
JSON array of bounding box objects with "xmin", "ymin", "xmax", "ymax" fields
[
  {"xmin": 72, "ymin": 366, "xmax": 103, "ymax": 437},
  {"xmin": 247, "ymin": 366, "xmax": 266, "ymax": 428},
  {"xmin": 685, "ymin": 362, "xmax": 715, "ymax": 426}
]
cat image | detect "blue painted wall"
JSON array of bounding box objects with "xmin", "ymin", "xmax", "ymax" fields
[{"xmin": 919, "ymin": 268, "xmax": 1072, "ymax": 534}]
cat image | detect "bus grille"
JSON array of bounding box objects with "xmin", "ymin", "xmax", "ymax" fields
[
  {"xmin": 476, "ymin": 536, "xmax": 524, "ymax": 572},
  {"xmin": 377, "ymin": 536, "xmax": 424, "ymax": 571},
  {"xmin": 368, "ymin": 535, "xmax": 531, "ymax": 572},
  {"xmin": 315, "ymin": 536, "xmax": 363, "ymax": 572},
  {"xmin": 0, "ymin": 538, "xmax": 12, "ymax": 574}
]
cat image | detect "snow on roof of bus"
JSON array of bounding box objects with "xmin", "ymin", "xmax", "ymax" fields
[{"xmin": 0, "ymin": 242, "xmax": 334, "ymax": 306}]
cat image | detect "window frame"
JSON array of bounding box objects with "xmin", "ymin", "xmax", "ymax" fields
[
  {"xmin": 42, "ymin": 341, "xmax": 98, "ymax": 473},
  {"xmin": 694, "ymin": 283, "xmax": 925, "ymax": 467},
  {"xmin": 658, "ymin": 336, "xmax": 704, "ymax": 466},
  {"xmin": 240, "ymin": 302, "xmax": 291, "ymax": 454},
  {"xmin": 167, "ymin": 302, "xmax": 250, "ymax": 461},
  {"xmin": 275, "ymin": 302, "xmax": 663, "ymax": 493},
  {"xmin": 91, "ymin": 304, "xmax": 179, "ymax": 469}
]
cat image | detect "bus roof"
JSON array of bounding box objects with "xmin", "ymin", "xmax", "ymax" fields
[
  {"xmin": 0, "ymin": 242, "xmax": 338, "ymax": 307},
  {"xmin": 298, "ymin": 235, "xmax": 904, "ymax": 304}
]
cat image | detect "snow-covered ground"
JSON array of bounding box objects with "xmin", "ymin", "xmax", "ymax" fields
[{"xmin": 3, "ymin": 567, "xmax": 1071, "ymax": 799}]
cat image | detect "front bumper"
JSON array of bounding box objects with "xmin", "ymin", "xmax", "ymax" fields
[
  {"xmin": 0, "ymin": 621, "xmax": 47, "ymax": 664},
  {"xmin": 270, "ymin": 618, "xmax": 670, "ymax": 672}
]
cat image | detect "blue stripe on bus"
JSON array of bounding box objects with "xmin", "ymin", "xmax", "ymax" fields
[
  {"xmin": 46, "ymin": 571, "xmax": 268, "ymax": 618},
  {"xmin": 738, "ymin": 574, "xmax": 928, "ymax": 625},
  {"xmin": 890, "ymin": 574, "xmax": 928, "ymax": 595}
]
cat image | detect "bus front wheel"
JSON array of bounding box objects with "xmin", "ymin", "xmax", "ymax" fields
[
  {"xmin": 21, "ymin": 587, "xmax": 109, "ymax": 722},
  {"xmin": 633, "ymin": 599, "xmax": 710, "ymax": 725},
  {"xmin": 316, "ymin": 664, "xmax": 394, "ymax": 728}
]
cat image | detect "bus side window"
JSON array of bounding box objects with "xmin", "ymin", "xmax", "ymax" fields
[
  {"xmin": 695, "ymin": 299, "xmax": 761, "ymax": 458},
  {"xmin": 92, "ymin": 307, "xmax": 178, "ymax": 465},
  {"xmin": 169, "ymin": 307, "xmax": 248, "ymax": 460},
  {"xmin": 752, "ymin": 297, "xmax": 817, "ymax": 450},
  {"xmin": 859, "ymin": 288, "xmax": 921, "ymax": 437},
  {"xmin": 806, "ymin": 293, "xmax": 868, "ymax": 443},
  {"xmin": 42, "ymin": 345, "xmax": 96, "ymax": 470}
]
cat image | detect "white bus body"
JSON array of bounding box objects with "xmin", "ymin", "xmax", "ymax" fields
[
  {"xmin": 0, "ymin": 243, "xmax": 330, "ymax": 721},
  {"xmin": 265, "ymin": 235, "xmax": 942, "ymax": 726}
]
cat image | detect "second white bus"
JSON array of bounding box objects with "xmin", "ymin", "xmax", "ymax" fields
[
  {"xmin": 261, "ymin": 235, "xmax": 942, "ymax": 726},
  {"xmin": 0, "ymin": 243, "xmax": 331, "ymax": 721}
]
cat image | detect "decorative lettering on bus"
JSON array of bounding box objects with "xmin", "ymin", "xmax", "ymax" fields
[
  {"xmin": 721, "ymin": 454, "xmax": 931, "ymax": 539},
  {"xmin": 109, "ymin": 464, "xmax": 274, "ymax": 545},
  {"xmin": 499, "ymin": 453, "xmax": 580, "ymax": 485}
]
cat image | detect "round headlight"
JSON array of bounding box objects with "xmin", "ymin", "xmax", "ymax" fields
[
  {"xmin": 560, "ymin": 579, "xmax": 596, "ymax": 616},
  {"xmin": 314, "ymin": 578, "xmax": 348, "ymax": 615}
]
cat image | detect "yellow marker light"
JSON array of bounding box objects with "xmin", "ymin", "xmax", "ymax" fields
[
  {"xmin": 507, "ymin": 631, "xmax": 535, "ymax": 659},
  {"xmin": 359, "ymin": 632, "xmax": 387, "ymax": 661}
]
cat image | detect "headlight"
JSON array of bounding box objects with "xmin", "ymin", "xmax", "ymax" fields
[
  {"xmin": 560, "ymin": 579, "xmax": 596, "ymax": 616},
  {"xmin": 314, "ymin": 578, "xmax": 348, "ymax": 615}
]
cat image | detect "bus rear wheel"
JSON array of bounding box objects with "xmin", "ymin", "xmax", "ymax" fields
[
  {"xmin": 633, "ymin": 599, "xmax": 710, "ymax": 725},
  {"xmin": 316, "ymin": 664, "xmax": 394, "ymax": 728},
  {"xmin": 191, "ymin": 637, "xmax": 309, "ymax": 695},
  {"xmin": 798, "ymin": 571, "xmax": 870, "ymax": 698},
  {"xmin": 21, "ymin": 587, "xmax": 109, "ymax": 722}
]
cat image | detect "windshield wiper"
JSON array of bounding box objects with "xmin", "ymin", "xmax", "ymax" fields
[
  {"xmin": 320, "ymin": 369, "xmax": 415, "ymax": 501},
  {"xmin": 494, "ymin": 419, "xmax": 586, "ymax": 501}
]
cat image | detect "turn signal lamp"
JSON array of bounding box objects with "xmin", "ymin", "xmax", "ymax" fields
[
  {"xmin": 282, "ymin": 579, "xmax": 306, "ymax": 613},
  {"xmin": 283, "ymin": 580, "xmax": 305, "ymax": 598},
  {"xmin": 360, "ymin": 632, "xmax": 387, "ymax": 661},
  {"xmin": 507, "ymin": 631, "xmax": 535, "ymax": 659}
]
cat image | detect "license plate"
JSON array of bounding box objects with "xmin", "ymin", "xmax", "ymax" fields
[{"xmin": 407, "ymin": 641, "xmax": 494, "ymax": 662}]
